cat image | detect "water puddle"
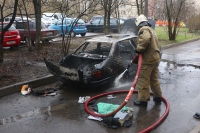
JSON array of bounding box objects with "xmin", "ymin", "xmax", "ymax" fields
[{"xmin": 0, "ymin": 104, "xmax": 61, "ymax": 125}]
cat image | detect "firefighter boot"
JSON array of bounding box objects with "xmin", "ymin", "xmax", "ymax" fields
[
  {"xmin": 134, "ymin": 100, "xmax": 148, "ymax": 106},
  {"xmin": 153, "ymin": 97, "xmax": 162, "ymax": 104}
]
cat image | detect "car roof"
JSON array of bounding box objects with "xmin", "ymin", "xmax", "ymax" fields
[{"xmin": 86, "ymin": 34, "xmax": 137, "ymax": 43}]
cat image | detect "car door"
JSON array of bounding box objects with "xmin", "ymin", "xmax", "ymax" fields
[
  {"xmin": 110, "ymin": 19, "xmax": 118, "ymax": 33},
  {"xmin": 65, "ymin": 18, "xmax": 73, "ymax": 34},
  {"xmin": 89, "ymin": 19, "xmax": 101, "ymax": 32},
  {"xmin": 54, "ymin": 19, "xmax": 67, "ymax": 35},
  {"xmin": 97, "ymin": 19, "xmax": 104, "ymax": 32},
  {"xmin": 28, "ymin": 21, "xmax": 37, "ymax": 40}
]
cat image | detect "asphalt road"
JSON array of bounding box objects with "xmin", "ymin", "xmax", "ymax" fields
[{"xmin": 0, "ymin": 39, "xmax": 200, "ymax": 133}]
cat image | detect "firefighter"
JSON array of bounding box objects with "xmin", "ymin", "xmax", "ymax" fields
[{"xmin": 134, "ymin": 14, "xmax": 162, "ymax": 106}]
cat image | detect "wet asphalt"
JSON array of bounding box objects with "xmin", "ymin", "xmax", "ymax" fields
[{"xmin": 0, "ymin": 39, "xmax": 200, "ymax": 133}]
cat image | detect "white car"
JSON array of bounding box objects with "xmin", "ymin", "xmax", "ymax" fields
[{"xmin": 41, "ymin": 18, "xmax": 57, "ymax": 27}]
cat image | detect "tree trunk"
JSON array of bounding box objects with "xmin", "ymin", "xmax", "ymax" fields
[
  {"xmin": 0, "ymin": 38, "xmax": 3, "ymax": 63},
  {"xmin": 165, "ymin": 0, "xmax": 185, "ymax": 40},
  {"xmin": 144, "ymin": 0, "xmax": 148, "ymax": 17},
  {"xmin": 32, "ymin": 0, "xmax": 41, "ymax": 53},
  {"xmin": 103, "ymin": 0, "xmax": 108, "ymax": 34},
  {"xmin": 0, "ymin": 0, "xmax": 19, "ymax": 63}
]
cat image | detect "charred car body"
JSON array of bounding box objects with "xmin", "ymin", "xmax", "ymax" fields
[
  {"xmin": 44, "ymin": 18, "xmax": 157, "ymax": 87},
  {"xmin": 44, "ymin": 34, "xmax": 138, "ymax": 87}
]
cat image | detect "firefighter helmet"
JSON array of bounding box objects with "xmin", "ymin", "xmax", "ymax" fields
[{"xmin": 135, "ymin": 14, "xmax": 148, "ymax": 26}]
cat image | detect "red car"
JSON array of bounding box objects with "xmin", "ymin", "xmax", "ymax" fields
[
  {"xmin": 0, "ymin": 23, "xmax": 21, "ymax": 47},
  {"xmin": 14, "ymin": 20, "xmax": 59, "ymax": 44}
]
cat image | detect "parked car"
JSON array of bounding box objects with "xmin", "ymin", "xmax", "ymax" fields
[
  {"xmin": 41, "ymin": 18, "xmax": 57, "ymax": 27},
  {"xmin": 44, "ymin": 33, "xmax": 138, "ymax": 87},
  {"xmin": 48, "ymin": 18, "xmax": 87, "ymax": 37},
  {"xmin": 86, "ymin": 18, "xmax": 124, "ymax": 33},
  {"xmin": 42, "ymin": 12, "xmax": 63, "ymax": 27},
  {"xmin": 3, "ymin": 16, "xmax": 31, "ymax": 22},
  {"xmin": 89, "ymin": 15, "xmax": 103, "ymax": 23},
  {"xmin": 14, "ymin": 20, "xmax": 59, "ymax": 44},
  {"xmin": 0, "ymin": 22, "xmax": 21, "ymax": 47}
]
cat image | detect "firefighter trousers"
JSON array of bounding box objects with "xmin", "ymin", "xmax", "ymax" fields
[{"xmin": 137, "ymin": 62, "xmax": 162, "ymax": 101}]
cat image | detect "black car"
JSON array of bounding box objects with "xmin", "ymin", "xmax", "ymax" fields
[
  {"xmin": 89, "ymin": 15, "xmax": 103, "ymax": 23},
  {"xmin": 44, "ymin": 34, "xmax": 138, "ymax": 87},
  {"xmin": 44, "ymin": 18, "xmax": 158, "ymax": 88},
  {"xmin": 86, "ymin": 18, "xmax": 124, "ymax": 33}
]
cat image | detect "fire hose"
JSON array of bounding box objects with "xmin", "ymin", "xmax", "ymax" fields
[{"xmin": 84, "ymin": 54, "xmax": 170, "ymax": 133}]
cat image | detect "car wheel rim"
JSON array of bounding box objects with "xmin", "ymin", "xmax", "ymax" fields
[{"xmin": 70, "ymin": 31, "xmax": 75, "ymax": 37}]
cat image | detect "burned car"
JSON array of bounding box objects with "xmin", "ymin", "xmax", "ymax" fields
[
  {"xmin": 44, "ymin": 34, "xmax": 138, "ymax": 87},
  {"xmin": 44, "ymin": 18, "xmax": 157, "ymax": 87}
]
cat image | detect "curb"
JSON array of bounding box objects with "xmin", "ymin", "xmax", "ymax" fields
[
  {"xmin": 0, "ymin": 38, "xmax": 199, "ymax": 97},
  {"xmin": 161, "ymin": 38, "xmax": 200, "ymax": 50},
  {"xmin": 0, "ymin": 74, "xmax": 57, "ymax": 97},
  {"xmin": 189, "ymin": 124, "xmax": 200, "ymax": 133}
]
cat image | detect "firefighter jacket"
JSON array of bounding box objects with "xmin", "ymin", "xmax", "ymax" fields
[{"xmin": 136, "ymin": 26, "xmax": 160, "ymax": 64}]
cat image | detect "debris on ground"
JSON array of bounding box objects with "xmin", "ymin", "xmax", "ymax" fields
[
  {"xmin": 21, "ymin": 84, "xmax": 32, "ymax": 95},
  {"xmin": 107, "ymin": 94, "xmax": 117, "ymax": 99},
  {"xmin": 32, "ymin": 88, "xmax": 58, "ymax": 96},
  {"xmin": 78, "ymin": 96, "xmax": 90, "ymax": 103},
  {"xmin": 101, "ymin": 109, "xmax": 133, "ymax": 129},
  {"xmin": 21, "ymin": 84, "xmax": 58, "ymax": 96},
  {"xmin": 193, "ymin": 112, "xmax": 200, "ymax": 119},
  {"xmin": 87, "ymin": 112, "xmax": 103, "ymax": 121},
  {"xmin": 97, "ymin": 102, "xmax": 128, "ymax": 114},
  {"xmin": 86, "ymin": 101, "xmax": 134, "ymax": 129}
]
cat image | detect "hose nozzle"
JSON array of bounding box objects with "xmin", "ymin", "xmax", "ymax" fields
[{"xmin": 126, "ymin": 61, "xmax": 133, "ymax": 70}]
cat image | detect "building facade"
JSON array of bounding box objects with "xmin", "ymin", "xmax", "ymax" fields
[{"xmin": 118, "ymin": 0, "xmax": 155, "ymax": 19}]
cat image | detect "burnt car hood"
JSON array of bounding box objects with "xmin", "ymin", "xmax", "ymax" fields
[{"xmin": 120, "ymin": 18, "xmax": 156, "ymax": 36}]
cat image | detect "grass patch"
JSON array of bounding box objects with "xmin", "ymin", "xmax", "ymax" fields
[{"xmin": 155, "ymin": 26, "xmax": 200, "ymax": 46}]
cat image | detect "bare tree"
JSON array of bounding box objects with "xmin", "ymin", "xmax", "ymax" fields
[
  {"xmin": 165, "ymin": 0, "xmax": 186, "ymax": 40},
  {"xmin": 0, "ymin": 0, "xmax": 19, "ymax": 63},
  {"xmin": 135, "ymin": 0, "xmax": 145, "ymax": 15},
  {"xmin": 100, "ymin": 0, "xmax": 124, "ymax": 34},
  {"xmin": 32, "ymin": 0, "xmax": 42, "ymax": 52},
  {"xmin": 45, "ymin": 0, "xmax": 100, "ymax": 57},
  {"xmin": 184, "ymin": 0, "xmax": 200, "ymax": 32},
  {"xmin": 154, "ymin": 0, "xmax": 166, "ymax": 20},
  {"xmin": 18, "ymin": 0, "xmax": 33, "ymax": 51}
]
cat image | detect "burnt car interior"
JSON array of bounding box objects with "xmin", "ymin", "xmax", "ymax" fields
[
  {"xmin": 59, "ymin": 41, "xmax": 112, "ymax": 71},
  {"xmin": 74, "ymin": 41, "xmax": 112, "ymax": 59},
  {"xmin": 44, "ymin": 34, "xmax": 139, "ymax": 87},
  {"xmin": 59, "ymin": 35, "xmax": 136, "ymax": 68}
]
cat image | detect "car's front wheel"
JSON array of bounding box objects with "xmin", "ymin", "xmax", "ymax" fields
[
  {"xmin": 81, "ymin": 33, "xmax": 86, "ymax": 37},
  {"xmin": 70, "ymin": 31, "xmax": 76, "ymax": 37}
]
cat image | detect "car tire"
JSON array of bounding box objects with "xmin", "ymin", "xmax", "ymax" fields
[
  {"xmin": 42, "ymin": 39, "xmax": 49, "ymax": 44},
  {"xmin": 25, "ymin": 37, "xmax": 35, "ymax": 46},
  {"xmin": 81, "ymin": 33, "xmax": 86, "ymax": 37},
  {"xmin": 70, "ymin": 31, "xmax": 76, "ymax": 37}
]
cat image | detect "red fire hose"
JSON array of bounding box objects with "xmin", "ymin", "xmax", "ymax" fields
[{"xmin": 84, "ymin": 54, "xmax": 170, "ymax": 133}]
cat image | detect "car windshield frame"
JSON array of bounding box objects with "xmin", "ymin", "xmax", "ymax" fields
[
  {"xmin": 57, "ymin": 18, "xmax": 73, "ymax": 25},
  {"xmin": 73, "ymin": 41, "xmax": 112, "ymax": 57},
  {"xmin": 0, "ymin": 24, "xmax": 16, "ymax": 31},
  {"xmin": 72, "ymin": 18, "xmax": 85, "ymax": 24},
  {"xmin": 91, "ymin": 18, "xmax": 123, "ymax": 25}
]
